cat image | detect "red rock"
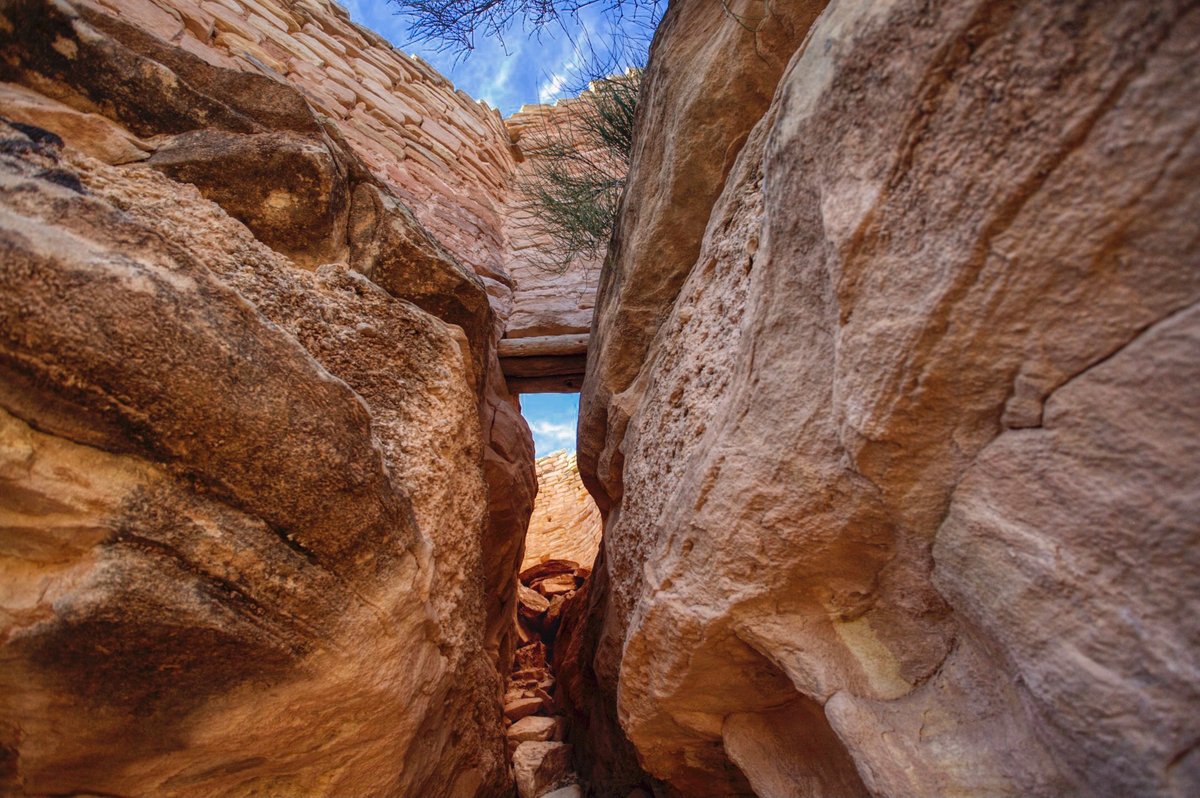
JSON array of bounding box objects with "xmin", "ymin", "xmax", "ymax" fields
[
  {"xmin": 518, "ymin": 583, "xmax": 551, "ymax": 619},
  {"xmin": 519, "ymin": 559, "xmax": 580, "ymax": 584},
  {"xmin": 532, "ymin": 573, "xmax": 578, "ymax": 597},
  {"xmin": 512, "ymin": 741, "xmax": 574, "ymax": 798},
  {"xmin": 504, "ymin": 696, "xmax": 545, "ymax": 724}
]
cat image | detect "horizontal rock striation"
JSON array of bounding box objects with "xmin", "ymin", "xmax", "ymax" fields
[
  {"xmin": 574, "ymin": 0, "xmax": 1200, "ymax": 796},
  {"xmin": 522, "ymin": 451, "xmax": 603, "ymax": 572}
]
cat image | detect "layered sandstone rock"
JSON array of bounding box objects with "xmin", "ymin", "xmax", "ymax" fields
[
  {"xmin": 522, "ymin": 451, "xmax": 603, "ymax": 571},
  {"xmin": 575, "ymin": 1, "xmax": 1200, "ymax": 797},
  {"xmin": 0, "ymin": 0, "xmax": 541, "ymax": 793},
  {"xmin": 503, "ymin": 99, "xmax": 612, "ymax": 340}
]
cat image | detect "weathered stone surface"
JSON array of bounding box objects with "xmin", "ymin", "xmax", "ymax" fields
[
  {"xmin": 350, "ymin": 180, "xmax": 493, "ymax": 377},
  {"xmin": 519, "ymin": 582, "xmax": 552, "ymax": 618},
  {"xmin": 148, "ymin": 129, "xmax": 351, "ymax": 267},
  {"xmin": 0, "ymin": 0, "xmax": 544, "ymax": 784},
  {"xmin": 508, "ymin": 715, "xmax": 561, "ymax": 744},
  {"xmin": 533, "ymin": 574, "xmax": 578, "ymax": 597},
  {"xmin": 0, "ymin": 113, "xmax": 510, "ymax": 796},
  {"xmin": 578, "ymin": 0, "xmax": 830, "ymax": 512},
  {"xmin": 521, "ymin": 452, "xmax": 603, "ymax": 571},
  {"xmin": 505, "ymin": 696, "xmax": 547, "ymax": 723},
  {"xmin": 1, "ymin": 0, "xmax": 601, "ymax": 337},
  {"xmin": 513, "ymin": 741, "xmax": 574, "ymax": 798},
  {"xmin": 1, "ymin": 0, "xmax": 539, "ymax": 692},
  {"xmin": 574, "ymin": 0, "xmax": 1200, "ymax": 796},
  {"xmin": 0, "ymin": 0, "xmax": 318, "ymax": 137},
  {"xmin": 0, "ymin": 82, "xmax": 151, "ymax": 165}
]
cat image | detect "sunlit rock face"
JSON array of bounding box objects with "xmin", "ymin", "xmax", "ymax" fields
[
  {"xmin": 0, "ymin": 0, "xmax": 543, "ymax": 794},
  {"xmin": 575, "ymin": 0, "xmax": 1200, "ymax": 796},
  {"xmin": 522, "ymin": 451, "xmax": 603, "ymax": 572}
]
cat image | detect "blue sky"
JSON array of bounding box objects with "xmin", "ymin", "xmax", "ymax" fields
[
  {"xmin": 521, "ymin": 393, "xmax": 580, "ymax": 456},
  {"xmin": 340, "ymin": 1, "xmax": 657, "ymax": 115}
]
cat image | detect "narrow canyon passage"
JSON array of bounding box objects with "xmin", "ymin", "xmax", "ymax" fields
[
  {"xmin": 1, "ymin": 0, "xmax": 1197, "ymax": 797},
  {"xmin": 503, "ymin": 447, "xmax": 604, "ymax": 798}
]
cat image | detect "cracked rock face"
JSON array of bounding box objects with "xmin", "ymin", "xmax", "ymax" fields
[{"xmin": 574, "ymin": 0, "xmax": 1200, "ymax": 796}]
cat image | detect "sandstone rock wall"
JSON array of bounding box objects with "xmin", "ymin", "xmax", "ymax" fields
[
  {"xmin": 0, "ymin": 0, "xmax": 541, "ymax": 793},
  {"xmin": 522, "ymin": 451, "xmax": 603, "ymax": 571},
  {"xmin": 575, "ymin": 1, "xmax": 1200, "ymax": 796},
  {"xmin": 502, "ymin": 101, "xmax": 608, "ymax": 340}
]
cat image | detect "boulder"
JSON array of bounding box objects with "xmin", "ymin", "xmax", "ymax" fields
[
  {"xmin": 518, "ymin": 583, "xmax": 552, "ymax": 618},
  {"xmin": 504, "ymin": 696, "xmax": 546, "ymax": 724},
  {"xmin": 0, "ymin": 114, "xmax": 510, "ymax": 796},
  {"xmin": 520, "ymin": 559, "xmax": 580, "ymax": 584},
  {"xmin": 350, "ymin": 181, "xmax": 494, "ymax": 378},
  {"xmin": 572, "ymin": 0, "xmax": 1200, "ymax": 795},
  {"xmin": 531, "ymin": 574, "xmax": 578, "ymax": 597},
  {"xmin": 148, "ymin": 129, "xmax": 351, "ymax": 267},
  {"xmin": 512, "ymin": 742, "xmax": 574, "ymax": 798},
  {"xmin": 507, "ymin": 715, "xmax": 561, "ymax": 744}
]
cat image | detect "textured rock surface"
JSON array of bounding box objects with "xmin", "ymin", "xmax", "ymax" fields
[
  {"xmin": 0, "ymin": 0, "xmax": 543, "ymax": 793},
  {"xmin": 502, "ymin": 101, "xmax": 605, "ymax": 340},
  {"xmin": 574, "ymin": 0, "xmax": 1200, "ymax": 796},
  {"xmin": 513, "ymin": 741, "xmax": 574, "ymax": 798},
  {"xmin": 522, "ymin": 451, "xmax": 603, "ymax": 571},
  {"xmin": 578, "ymin": 0, "xmax": 830, "ymax": 509}
]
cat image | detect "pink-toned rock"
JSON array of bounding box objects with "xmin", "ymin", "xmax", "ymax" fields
[
  {"xmin": 507, "ymin": 715, "xmax": 561, "ymax": 744},
  {"xmin": 573, "ymin": 0, "xmax": 1200, "ymax": 797},
  {"xmin": 512, "ymin": 741, "xmax": 574, "ymax": 798},
  {"xmin": 504, "ymin": 696, "xmax": 546, "ymax": 723}
]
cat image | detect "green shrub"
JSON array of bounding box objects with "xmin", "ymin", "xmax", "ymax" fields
[{"xmin": 515, "ymin": 71, "xmax": 640, "ymax": 272}]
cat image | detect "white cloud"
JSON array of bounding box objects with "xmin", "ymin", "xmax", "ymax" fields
[
  {"xmin": 537, "ymin": 70, "xmax": 571, "ymax": 104},
  {"xmin": 530, "ymin": 419, "xmax": 576, "ymax": 455}
]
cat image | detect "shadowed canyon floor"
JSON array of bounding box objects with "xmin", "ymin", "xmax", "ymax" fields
[{"xmin": 1, "ymin": 0, "xmax": 1197, "ymax": 796}]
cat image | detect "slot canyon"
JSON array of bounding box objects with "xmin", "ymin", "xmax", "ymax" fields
[{"xmin": 0, "ymin": 0, "xmax": 1196, "ymax": 796}]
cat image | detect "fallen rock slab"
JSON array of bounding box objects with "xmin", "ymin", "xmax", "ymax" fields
[
  {"xmin": 504, "ymin": 696, "xmax": 545, "ymax": 723},
  {"xmin": 507, "ymin": 715, "xmax": 561, "ymax": 744},
  {"xmin": 513, "ymin": 741, "xmax": 574, "ymax": 798}
]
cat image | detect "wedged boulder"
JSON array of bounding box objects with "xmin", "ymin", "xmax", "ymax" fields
[
  {"xmin": 532, "ymin": 574, "xmax": 577, "ymax": 597},
  {"xmin": 519, "ymin": 582, "xmax": 552, "ymax": 619},
  {"xmin": 512, "ymin": 741, "xmax": 574, "ymax": 798},
  {"xmin": 508, "ymin": 715, "xmax": 562, "ymax": 744},
  {"xmin": 148, "ymin": 129, "xmax": 351, "ymax": 267},
  {"xmin": 520, "ymin": 559, "xmax": 581, "ymax": 584},
  {"xmin": 505, "ymin": 696, "xmax": 546, "ymax": 724}
]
